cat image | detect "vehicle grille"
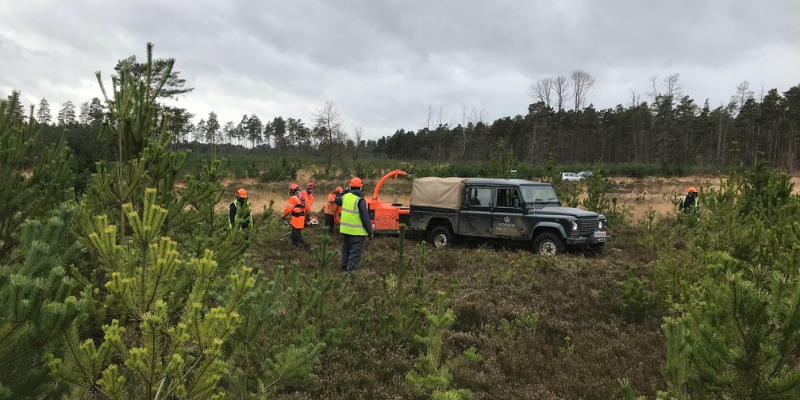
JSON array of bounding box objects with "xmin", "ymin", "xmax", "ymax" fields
[{"xmin": 579, "ymin": 218, "xmax": 598, "ymax": 235}]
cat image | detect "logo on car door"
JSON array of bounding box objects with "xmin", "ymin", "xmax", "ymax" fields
[{"xmin": 494, "ymin": 216, "xmax": 521, "ymax": 237}]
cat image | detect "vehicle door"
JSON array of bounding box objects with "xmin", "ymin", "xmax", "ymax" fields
[
  {"xmin": 459, "ymin": 185, "xmax": 493, "ymax": 237},
  {"xmin": 491, "ymin": 187, "xmax": 526, "ymax": 238}
]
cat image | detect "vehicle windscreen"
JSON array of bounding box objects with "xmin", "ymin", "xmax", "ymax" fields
[{"xmin": 520, "ymin": 185, "xmax": 559, "ymax": 204}]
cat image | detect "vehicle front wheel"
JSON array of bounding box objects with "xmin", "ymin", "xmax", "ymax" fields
[
  {"xmin": 428, "ymin": 226, "xmax": 454, "ymax": 249},
  {"xmin": 533, "ymin": 232, "xmax": 565, "ymax": 256}
]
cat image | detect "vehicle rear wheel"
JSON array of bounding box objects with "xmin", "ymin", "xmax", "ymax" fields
[
  {"xmin": 533, "ymin": 232, "xmax": 565, "ymax": 256},
  {"xmin": 428, "ymin": 226, "xmax": 454, "ymax": 249}
]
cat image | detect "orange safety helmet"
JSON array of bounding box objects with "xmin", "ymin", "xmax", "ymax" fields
[
  {"xmin": 307, "ymin": 183, "xmax": 315, "ymax": 190},
  {"xmin": 289, "ymin": 183, "xmax": 299, "ymax": 191},
  {"xmin": 349, "ymin": 177, "xmax": 362, "ymax": 188},
  {"xmin": 335, "ymin": 187, "xmax": 343, "ymax": 193},
  {"xmin": 237, "ymin": 188, "xmax": 248, "ymax": 198},
  {"xmin": 687, "ymin": 187, "xmax": 698, "ymax": 193}
]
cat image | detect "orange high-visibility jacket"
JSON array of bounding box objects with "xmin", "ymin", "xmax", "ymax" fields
[
  {"xmin": 303, "ymin": 191, "xmax": 314, "ymax": 215},
  {"xmin": 282, "ymin": 194, "xmax": 306, "ymax": 229},
  {"xmin": 324, "ymin": 192, "xmax": 338, "ymax": 215}
]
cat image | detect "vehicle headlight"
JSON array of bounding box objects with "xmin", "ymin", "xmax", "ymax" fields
[
  {"xmin": 572, "ymin": 221, "xmax": 578, "ymax": 232},
  {"xmin": 598, "ymin": 221, "xmax": 603, "ymax": 229}
]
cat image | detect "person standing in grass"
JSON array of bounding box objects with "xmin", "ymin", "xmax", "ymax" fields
[
  {"xmin": 303, "ymin": 183, "xmax": 315, "ymax": 226},
  {"xmin": 229, "ymin": 188, "xmax": 254, "ymax": 241},
  {"xmin": 283, "ymin": 184, "xmax": 311, "ymax": 250},
  {"xmin": 229, "ymin": 188, "xmax": 254, "ymax": 229},
  {"xmin": 679, "ymin": 187, "xmax": 699, "ymax": 215},
  {"xmin": 324, "ymin": 186, "xmax": 343, "ymax": 234},
  {"xmin": 336, "ymin": 177, "xmax": 374, "ymax": 273}
]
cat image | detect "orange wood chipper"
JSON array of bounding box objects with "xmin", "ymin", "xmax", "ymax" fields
[{"xmin": 363, "ymin": 169, "xmax": 410, "ymax": 234}]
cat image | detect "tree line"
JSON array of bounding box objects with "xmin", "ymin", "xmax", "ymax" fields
[
  {"xmin": 13, "ymin": 56, "xmax": 800, "ymax": 172},
  {"xmin": 374, "ymin": 74, "xmax": 800, "ymax": 170}
]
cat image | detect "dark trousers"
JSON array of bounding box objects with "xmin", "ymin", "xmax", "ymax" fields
[
  {"xmin": 341, "ymin": 234, "xmax": 366, "ymax": 273},
  {"xmin": 324, "ymin": 214, "xmax": 335, "ymax": 234},
  {"xmin": 292, "ymin": 227, "xmax": 310, "ymax": 250}
]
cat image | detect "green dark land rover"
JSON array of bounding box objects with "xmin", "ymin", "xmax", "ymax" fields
[{"xmin": 407, "ymin": 178, "xmax": 610, "ymax": 256}]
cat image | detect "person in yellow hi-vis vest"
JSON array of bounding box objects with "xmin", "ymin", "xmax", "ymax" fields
[
  {"xmin": 335, "ymin": 177, "xmax": 374, "ymax": 273},
  {"xmin": 229, "ymin": 188, "xmax": 254, "ymax": 229}
]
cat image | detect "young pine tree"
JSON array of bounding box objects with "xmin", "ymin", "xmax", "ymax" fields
[
  {"xmin": 48, "ymin": 189, "xmax": 255, "ymax": 399},
  {"xmin": 624, "ymin": 144, "xmax": 800, "ymax": 400},
  {"xmin": 379, "ymin": 225, "xmax": 438, "ymax": 342},
  {"xmin": 0, "ymin": 207, "xmax": 86, "ymax": 399},
  {"xmin": 46, "ymin": 43, "xmax": 255, "ymax": 399},
  {"xmin": 405, "ymin": 291, "xmax": 481, "ymax": 400},
  {"xmin": 76, "ymin": 42, "xmax": 234, "ymax": 250}
]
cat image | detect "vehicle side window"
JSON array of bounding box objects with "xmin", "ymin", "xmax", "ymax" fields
[
  {"xmin": 495, "ymin": 188, "xmax": 521, "ymax": 208},
  {"xmin": 466, "ymin": 187, "xmax": 492, "ymax": 207}
]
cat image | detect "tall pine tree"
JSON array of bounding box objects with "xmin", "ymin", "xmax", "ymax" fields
[
  {"xmin": 36, "ymin": 98, "xmax": 52, "ymax": 125},
  {"xmin": 57, "ymin": 101, "xmax": 76, "ymax": 126}
]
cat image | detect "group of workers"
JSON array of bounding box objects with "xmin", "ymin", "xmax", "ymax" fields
[
  {"xmin": 229, "ymin": 177, "xmax": 374, "ymax": 273},
  {"xmin": 230, "ymin": 182, "xmax": 702, "ymax": 273}
]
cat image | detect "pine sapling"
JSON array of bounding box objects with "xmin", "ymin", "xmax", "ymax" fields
[
  {"xmin": 0, "ymin": 207, "xmax": 85, "ymax": 399},
  {"xmin": 380, "ymin": 224, "xmax": 438, "ymax": 341},
  {"xmin": 49, "ymin": 189, "xmax": 255, "ymax": 400},
  {"xmin": 405, "ymin": 291, "xmax": 481, "ymax": 399}
]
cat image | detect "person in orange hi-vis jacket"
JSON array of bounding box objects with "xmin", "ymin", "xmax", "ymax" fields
[
  {"xmin": 303, "ymin": 183, "xmax": 315, "ymax": 226},
  {"xmin": 324, "ymin": 187, "xmax": 343, "ymax": 234},
  {"xmin": 282, "ymin": 183, "xmax": 310, "ymax": 250}
]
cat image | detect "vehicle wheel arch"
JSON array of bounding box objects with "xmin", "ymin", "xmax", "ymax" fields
[{"xmin": 531, "ymin": 222, "xmax": 568, "ymax": 240}]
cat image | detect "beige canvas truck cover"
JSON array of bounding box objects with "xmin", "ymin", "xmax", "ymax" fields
[{"xmin": 410, "ymin": 177, "xmax": 469, "ymax": 210}]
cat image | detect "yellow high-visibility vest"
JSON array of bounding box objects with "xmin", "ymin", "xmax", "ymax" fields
[{"xmin": 339, "ymin": 193, "xmax": 368, "ymax": 236}]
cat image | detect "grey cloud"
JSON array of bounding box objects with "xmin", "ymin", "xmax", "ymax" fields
[{"xmin": 1, "ymin": 0, "xmax": 799, "ymax": 139}]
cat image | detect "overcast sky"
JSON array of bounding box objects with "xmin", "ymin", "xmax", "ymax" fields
[{"xmin": 2, "ymin": 0, "xmax": 799, "ymax": 140}]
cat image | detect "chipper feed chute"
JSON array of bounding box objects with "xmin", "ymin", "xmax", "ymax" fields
[{"xmin": 365, "ymin": 169, "xmax": 410, "ymax": 234}]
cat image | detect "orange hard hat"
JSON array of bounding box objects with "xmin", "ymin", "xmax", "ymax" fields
[
  {"xmin": 289, "ymin": 183, "xmax": 299, "ymax": 191},
  {"xmin": 335, "ymin": 187, "xmax": 343, "ymax": 193},
  {"xmin": 349, "ymin": 177, "xmax": 362, "ymax": 188},
  {"xmin": 237, "ymin": 188, "xmax": 248, "ymax": 198},
  {"xmin": 688, "ymin": 187, "xmax": 698, "ymax": 193},
  {"xmin": 307, "ymin": 183, "xmax": 315, "ymax": 189}
]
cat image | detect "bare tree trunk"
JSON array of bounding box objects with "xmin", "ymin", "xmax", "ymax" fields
[
  {"xmin": 571, "ymin": 70, "xmax": 596, "ymax": 112},
  {"xmin": 353, "ymin": 126, "xmax": 364, "ymax": 161},
  {"xmin": 570, "ymin": 71, "xmax": 595, "ymax": 150},
  {"xmin": 314, "ymin": 101, "xmax": 343, "ymax": 175},
  {"xmin": 528, "ymin": 77, "xmax": 553, "ymax": 108},
  {"xmin": 426, "ymin": 104, "xmax": 434, "ymax": 130},
  {"xmin": 716, "ymin": 113, "xmax": 724, "ymax": 164},
  {"xmin": 553, "ymin": 76, "xmax": 569, "ymax": 112}
]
